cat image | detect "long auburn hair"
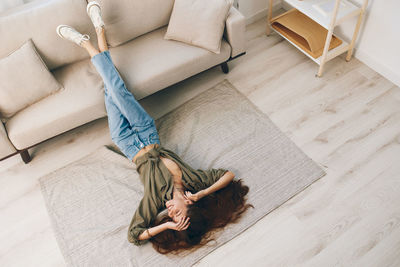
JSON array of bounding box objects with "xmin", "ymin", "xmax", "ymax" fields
[{"xmin": 148, "ymin": 178, "xmax": 254, "ymax": 254}]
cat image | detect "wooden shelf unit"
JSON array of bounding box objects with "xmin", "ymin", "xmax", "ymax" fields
[{"xmin": 266, "ymin": 0, "xmax": 369, "ymax": 77}]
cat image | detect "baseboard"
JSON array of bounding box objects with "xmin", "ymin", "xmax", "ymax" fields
[
  {"xmin": 354, "ymin": 49, "xmax": 400, "ymax": 88},
  {"xmin": 245, "ymin": 1, "xmax": 282, "ymax": 26}
]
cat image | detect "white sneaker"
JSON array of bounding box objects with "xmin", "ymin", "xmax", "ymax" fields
[
  {"xmin": 86, "ymin": 1, "xmax": 105, "ymax": 29},
  {"xmin": 56, "ymin": 25, "xmax": 90, "ymax": 47}
]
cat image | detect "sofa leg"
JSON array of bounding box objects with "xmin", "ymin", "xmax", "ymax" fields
[
  {"xmin": 20, "ymin": 149, "xmax": 31, "ymax": 164},
  {"xmin": 220, "ymin": 62, "xmax": 229, "ymax": 74}
]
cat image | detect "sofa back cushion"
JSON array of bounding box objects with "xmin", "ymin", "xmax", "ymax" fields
[
  {"xmin": 97, "ymin": 0, "xmax": 175, "ymax": 47},
  {"xmin": 0, "ymin": 0, "xmax": 97, "ymax": 70}
]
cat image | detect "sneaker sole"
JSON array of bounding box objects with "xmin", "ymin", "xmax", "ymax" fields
[
  {"xmin": 86, "ymin": 1, "xmax": 101, "ymax": 16},
  {"xmin": 56, "ymin": 24, "xmax": 69, "ymax": 39}
]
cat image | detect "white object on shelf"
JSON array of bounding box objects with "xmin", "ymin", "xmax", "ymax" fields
[
  {"xmin": 284, "ymin": 0, "xmax": 361, "ymax": 29},
  {"xmin": 313, "ymin": 0, "xmax": 352, "ymax": 17}
]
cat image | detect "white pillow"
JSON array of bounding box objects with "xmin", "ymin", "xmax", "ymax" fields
[
  {"xmin": 0, "ymin": 39, "xmax": 62, "ymax": 119},
  {"xmin": 164, "ymin": 0, "xmax": 234, "ymax": 54}
]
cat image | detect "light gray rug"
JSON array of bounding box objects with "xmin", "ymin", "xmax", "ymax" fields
[{"xmin": 39, "ymin": 79, "xmax": 326, "ymax": 267}]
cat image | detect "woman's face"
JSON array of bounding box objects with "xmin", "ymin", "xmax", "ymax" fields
[{"xmin": 166, "ymin": 197, "xmax": 192, "ymax": 222}]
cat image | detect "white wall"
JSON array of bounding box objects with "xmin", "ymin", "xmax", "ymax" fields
[
  {"xmin": 239, "ymin": 0, "xmax": 400, "ymax": 87},
  {"xmin": 238, "ymin": 0, "xmax": 280, "ymax": 25},
  {"xmin": 339, "ymin": 0, "xmax": 400, "ymax": 87},
  {"xmin": 238, "ymin": 0, "xmax": 269, "ymax": 21}
]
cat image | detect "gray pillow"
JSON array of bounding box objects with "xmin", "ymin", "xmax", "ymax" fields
[{"xmin": 0, "ymin": 39, "xmax": 63, "ymax": 119}]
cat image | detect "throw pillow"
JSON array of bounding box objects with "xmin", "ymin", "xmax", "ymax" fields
[
  {"xmin": 164, "ymin": 0, "xmax": 234, "ymax": 54},
  {"xmin": 0, "ymin": 39, "xmax": 63, "ymax": 119}
]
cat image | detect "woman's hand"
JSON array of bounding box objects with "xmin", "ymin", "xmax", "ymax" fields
[
  {"xmin": 185, "ymin": 190, "xmax": 205, "ymax": 202},
  {"xmin": 166, "ymin": 216, "xmax": 190, "ymax": 231}
]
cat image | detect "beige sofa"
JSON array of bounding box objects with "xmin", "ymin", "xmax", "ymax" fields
[{"xmin": 0, "ymin": 0, "xmax": 246, "ymax": 164}]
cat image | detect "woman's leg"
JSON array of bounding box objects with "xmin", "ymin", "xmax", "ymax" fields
[
  {"xmin": 104, "ymin": 85, "xmax": 135, "ymax": 142},
  {"xmin": 79, "ymin": 27, "xmax": 153, "ymax": 129},
  {"xmin": 96, "ymin": 26, "xmax": 108, "ymax": 52},
  {"xmin": 79, "ymin": 26, "xmax": 107, "ymax": 56},
  {"xmin": 104, "ymin": 83, "xmax": 141, "ymax": 161},
  {"xmin": 78, "ymin": 39, "xmax": 132, "ymax": 142},
  {"xmin": 81, "ymin": 5, "xmax": 153, "ymax": 128},
  {"xmin": 90, "ymin": 49, "xmax": 155, "ymax": 129},
  {"xmin": 81, "ymin": 39, "xmax": 100, "ymax": 58}
]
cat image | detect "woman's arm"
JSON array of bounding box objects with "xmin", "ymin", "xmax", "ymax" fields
[
  {"xmin": 137, "ymin": 222, "xmax": 169, "ymax": 240},
  {"xmin": 138, "ymin": 216, "xmax": 191, "ymax": 240},
  {"xmin": 186, "ymin": 171, "xmax": 235, "ymax": 201},
  {"xmin": 203, "ymin": 170, "xmax": 235, "ymax": 196}
]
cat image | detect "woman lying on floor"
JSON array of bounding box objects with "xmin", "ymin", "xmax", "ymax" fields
[{"xmin": 56, "ymin": 1, "xmax": 253, "ymax": 254}]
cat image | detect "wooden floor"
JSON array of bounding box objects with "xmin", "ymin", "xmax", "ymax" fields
[{"xmin": 1, "ymin": 16, "xmax": 400, "ymax": 267}]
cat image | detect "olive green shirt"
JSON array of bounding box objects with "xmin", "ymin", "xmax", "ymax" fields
[{"xmin": 127, "ymin": 144, "xmax": 228, "ymax": 246}]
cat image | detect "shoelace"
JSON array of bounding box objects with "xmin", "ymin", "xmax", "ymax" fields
[
  {"xmin": 62, "ymin": 27, "xmax": 90, "ymax": 46},
  {"xmin": 78, "ymin": 34, "xmax": 90, "ymax": 46}
]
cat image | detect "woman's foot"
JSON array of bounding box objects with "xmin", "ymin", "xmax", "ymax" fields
[
  {"xmin": 87, "ymin": 1, "xmax": 105, "ymax": 30},
  {"xmin": 56, "ymin": 25, "xmax": 90, "ymax": 47}
]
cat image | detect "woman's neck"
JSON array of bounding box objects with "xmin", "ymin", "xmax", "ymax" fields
[{"xmin": 173, "ymin": 184, "xmax": 185, "ymax": 199}]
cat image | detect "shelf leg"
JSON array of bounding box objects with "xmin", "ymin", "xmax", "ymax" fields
[
  {"xmin": 317, "ymin": 0, "xmax": 341, "ymax": 77},
  {"xmin": 266, "ymin": 0, "xmax": 273, "ymax": 36},
  {"xmin": 346, "ymin": 0, "xmax": 369, "ymax": 61},
  {"xmin": 318, "ymin": 59, "xmax": 329, "ymax": 77},
  {"xmin": 318, "ymin": 31, "xmax": 335, "ymax": 77}
]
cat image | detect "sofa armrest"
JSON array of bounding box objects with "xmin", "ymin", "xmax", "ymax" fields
[
  {"xmin": 0, "ymin": 121, "xmax": 16, "ymax": 159},
  {"xmin": 223, "ymin": 6, "xmax": 246, "ymax": 58}
]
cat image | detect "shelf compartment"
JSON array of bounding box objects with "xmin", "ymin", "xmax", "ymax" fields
[
  {"xmin": 271, "ymin": 9, "xmax": 343, "ymax": 59},
  {"xmin": 271, "ymin": 22, "xmax": 349, "ymax": 65},
  {"xmin": 284, "ymin": 0, "xmax": 361, "ymax": 29}
]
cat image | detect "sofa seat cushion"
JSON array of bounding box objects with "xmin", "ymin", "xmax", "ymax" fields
[
  {"xmin": 6, "ymin": 59, "xmax": 106, "ymax": 149},
  {"xmin": 109, "ymin": 26, "xmax": 232, "ymax": 99}
]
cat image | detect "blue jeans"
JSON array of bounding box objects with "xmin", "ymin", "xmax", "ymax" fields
[{"xmin": 91, "ymin": 50, "xmax": 161, "ymax": 161}]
